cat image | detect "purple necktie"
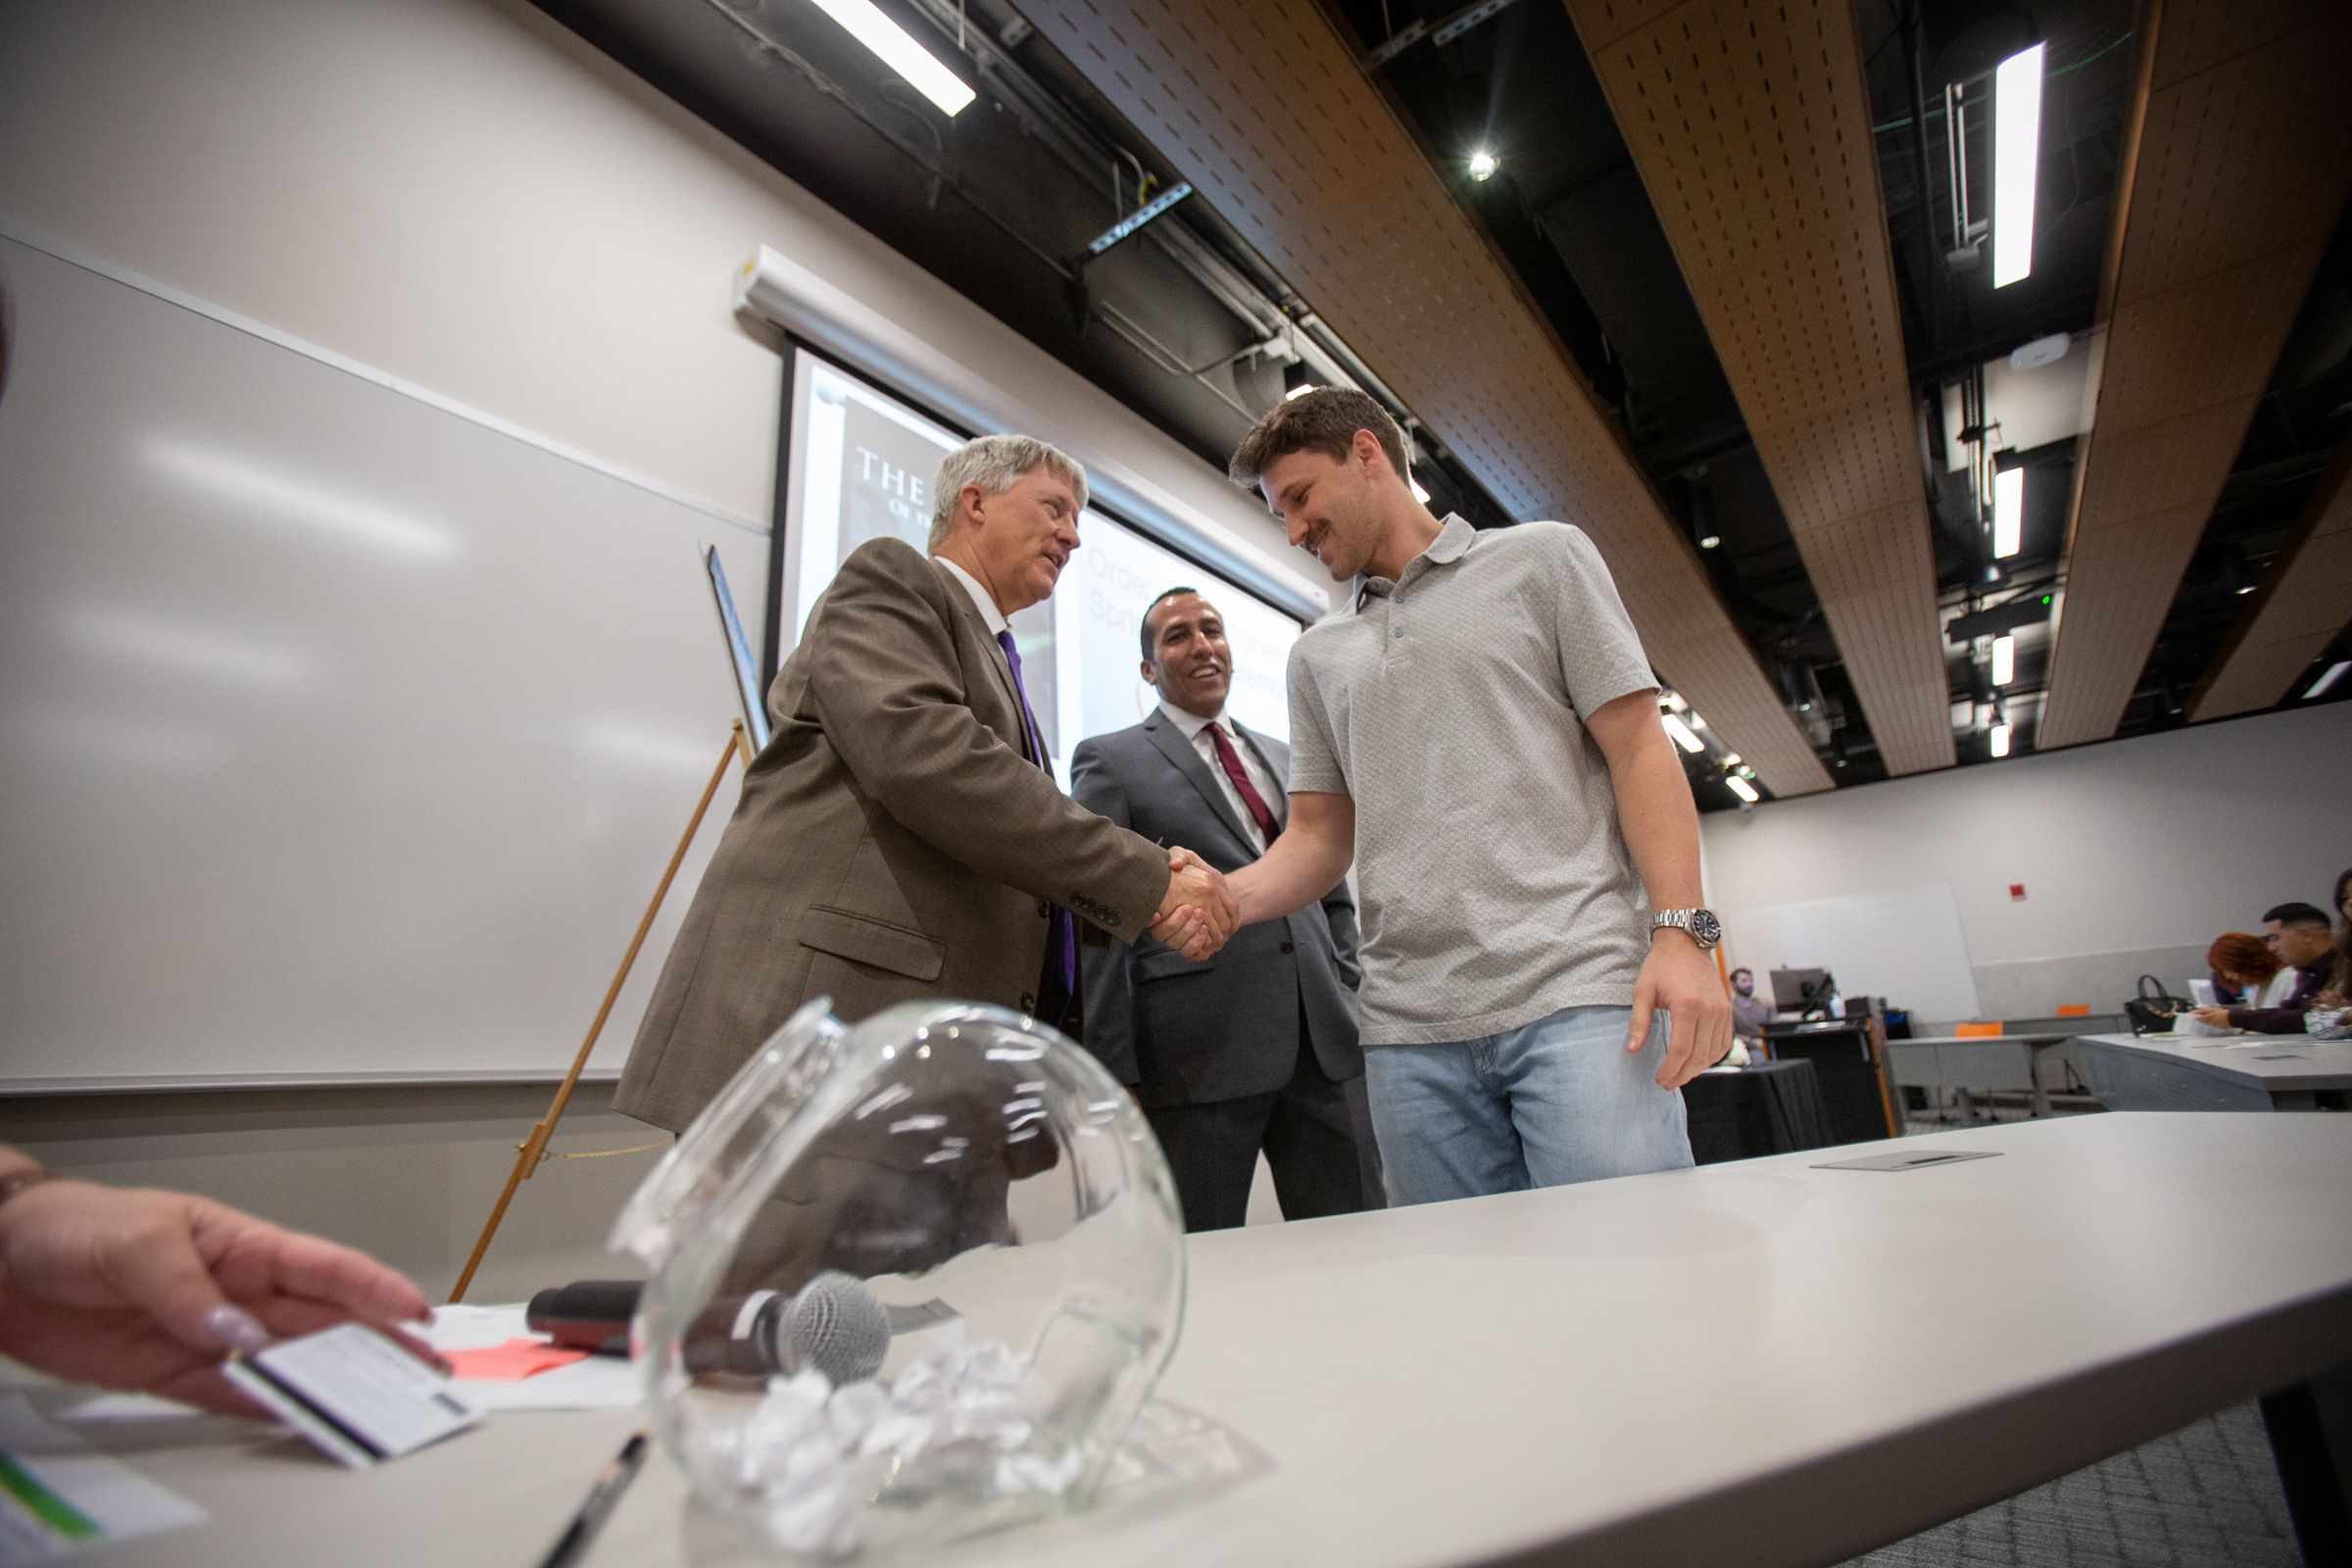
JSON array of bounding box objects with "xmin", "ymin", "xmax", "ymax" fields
[{"xmin": 996, "ymin": 630, "xmax": 1076, "ymax": 997}]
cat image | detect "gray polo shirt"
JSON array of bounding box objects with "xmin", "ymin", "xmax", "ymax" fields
[{"xmin": 1285, "ymin": 515, "xmax": 1657, "ymax": 1045}]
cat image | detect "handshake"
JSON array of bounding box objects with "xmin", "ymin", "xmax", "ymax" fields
[{"xmin": 1147, "ymin": 848, "xmax": 1240, "ymax": 959}]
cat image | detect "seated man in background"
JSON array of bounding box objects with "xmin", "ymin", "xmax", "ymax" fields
[
  {"xmin": 1729, "ymin": 966, "xmax": 1775, "ymax": 1042},
  {"xmin": 2194, "ymin": 903, "xmax": 2335, "ymax": 1034},
  {"xmin": 0, "ymin": 1147, "xmax": 430, "ymax": 1414},
  {"xmin": 1074, "ymin": 587, "xmax": 1381, "ymax": 1232},
  {"xmin": 614, "ymin": 435, "xmax": 1235, "ymax": 1132}
]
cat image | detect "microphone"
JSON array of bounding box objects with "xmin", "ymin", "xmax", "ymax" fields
[{"xmin": 527, "ymin": 1273, "xmax": 895, "ymax": 1385}]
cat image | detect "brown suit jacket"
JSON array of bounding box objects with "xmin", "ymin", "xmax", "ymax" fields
[{"xmin": 613, "ymin": 538, "xmax": 1171, "ymax": 1130}]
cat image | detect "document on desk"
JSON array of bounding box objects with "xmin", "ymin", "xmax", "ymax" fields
[{"xmin": 0, "ymin": 1394, "xmax": 207, "ymax": 1561}]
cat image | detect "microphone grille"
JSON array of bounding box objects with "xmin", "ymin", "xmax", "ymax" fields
[{"xmin": 781, "ymin": 1271, "xmax": 891, "ymax": 1385}]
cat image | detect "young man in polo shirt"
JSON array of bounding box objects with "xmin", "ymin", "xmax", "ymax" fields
[{"xmin": 1223, "ymin": 389, "xmax": 1731, "ymax": 1203}]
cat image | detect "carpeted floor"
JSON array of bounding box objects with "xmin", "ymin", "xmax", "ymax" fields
[{"xmin": 1843, "ymin": 1402, "xmax": 2300, "ymax": 1567}]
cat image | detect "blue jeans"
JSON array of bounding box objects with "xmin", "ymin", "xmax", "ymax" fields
[{"xmin": 1362, "ymin": 1004, "xmax": 1693, "ymax": 1205}]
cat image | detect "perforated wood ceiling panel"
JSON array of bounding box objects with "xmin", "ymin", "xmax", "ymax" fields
[
  {"xmin": 2187, "ymin": 439, "xmax": 2352, "ymax": 720},
  {"xmin": 2035, "ymin": 0, "xmax": 2352, "ymax": 749},
  {"xmin": 1011, "ymin": 0, "xmax": 1834, "ymax": 798},
  {"xmin": 1562, "ymin": 0, "xmax": 1954, "ymax": 776}
]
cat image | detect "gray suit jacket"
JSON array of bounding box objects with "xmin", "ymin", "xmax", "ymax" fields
[
  {"xmin": 614, "ymin": 538, "xmax": 1170, "ymax": 1131},
  {"xmin": 1070, "ymin": 710, "xmax": 1363, "ymax": 1108}
]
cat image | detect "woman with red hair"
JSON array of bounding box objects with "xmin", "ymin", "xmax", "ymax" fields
[{"xmin": 2207, "ymin": 932, "xmax": 2289, "ymax": 1010}]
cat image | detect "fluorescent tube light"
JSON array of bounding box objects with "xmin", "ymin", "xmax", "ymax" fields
[
  {"xmin": 2305, "ymin": 661, "xmax": 2349, "ymax": 700},
  {"xmin": 1991, "ymin": 465, "xmax": 2024, "ymax": 558},
  {"xmin": 1659, "ymin": 692, "xmax": 1687, "ymax": 712},
  {"xmin": 1686, "ymin": 711, "xmax": 1707, "ymax": 731},
  {"xmin": 1989, "ymin": 722, "xmax": 2013, "ymax": 759},
  {"xmin": 1726, "ymin": 775, "xmax": 1760, "ymax": 804},
  {"xmin": 1991, "ymin": 43, "xmax": 2045, "ymax": 287},
  {"xmin": 1410, "ymin": 476, "xmax": 1431, "ymax": 504},
  {"xmin": 808, "ymin": 0, "xmax": 975, "ymax": 117},
  {"xmin": 1991, "ymin": 634, "xmax": 2016, "ymax": 687},
  {"xmin": 1661, "ymin": 713, "xmax": 1705, "ymax": 753}
]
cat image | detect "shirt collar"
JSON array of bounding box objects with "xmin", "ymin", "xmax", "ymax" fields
[
  {"xmin": 1353, "ymin": 513, "xmax": 1475, "ymax": 612},
  {"xmin": 1158, "ymin": 701, "xmax": 1228, "ymax": 741},
  {"xmin": 933, "ymin": 555, "xmax": 1009, "ymax": 638}
]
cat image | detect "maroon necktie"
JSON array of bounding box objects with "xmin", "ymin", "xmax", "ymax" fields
[{"xmin": 1207, "ymin": 722, "xmax": 1281, "ymax": 847}]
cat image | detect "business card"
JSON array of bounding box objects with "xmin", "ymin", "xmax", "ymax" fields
[{"xmin": 221, "ymin": 1324, "xmax": 478, "ymax": 1469}]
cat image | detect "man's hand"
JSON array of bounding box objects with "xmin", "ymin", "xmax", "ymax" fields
[
  {"xmin": 2190, "ymin": 1005, "xmax": 2233, "ymax": 1027},
  {"xmin": 1626, "ymin": 933, "xmax": 1734, "ymax": 1089},
  {"xmin": 0, "ymin": 1177, "xmax": 434, "ymax": 1415},
  {"xmin": 1148, "ymin": 848, "xmax": 1237, "ymax": 959}
]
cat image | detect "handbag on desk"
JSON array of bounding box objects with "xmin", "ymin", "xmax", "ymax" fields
[{"xmin": 2124, "ymin": 974, "xmax": 2189, "ymax": 1035}]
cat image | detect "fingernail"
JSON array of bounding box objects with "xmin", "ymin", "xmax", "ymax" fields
[{"xmin": 203, "ymin": 1303, "xmax": 270, "ymax": 1354}]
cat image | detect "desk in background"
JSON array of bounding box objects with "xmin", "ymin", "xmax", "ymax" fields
[
  {"xmin": 2077, "ymin": 1032, "xmax": 2352, "ymax": 1112},
  {"xmin": 1758, "ymin": 1019, "xmax": 1899, "ymax": 1143},
  {"xmin": 1683, "ymin": 1058, "xmax": 1835, "ymax": 1164},
  {"xmin": 47, "ymin": 1114, "xmax": 2352, "ymax": 1568}
]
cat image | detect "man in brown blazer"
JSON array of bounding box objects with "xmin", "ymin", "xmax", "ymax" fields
[{"xmin": 614, "ymin": 435, "xmax": 1237, "ymax": 1132}]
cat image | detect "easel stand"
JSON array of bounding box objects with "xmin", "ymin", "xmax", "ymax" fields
[{"xmin": 448, "ymin": 719, "xmax": 752, "ymax": 1302}]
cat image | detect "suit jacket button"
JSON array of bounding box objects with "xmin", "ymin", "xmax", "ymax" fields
[{"xmin": 1279, "ymin": 941, "xmax": 1295, "ymax": 955}]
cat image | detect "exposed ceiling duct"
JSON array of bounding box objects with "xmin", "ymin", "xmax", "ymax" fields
[
  {"xmin": 1010, "ymin": 0, "xmax": 1835, "ymax": 796},
  {"xmin": 2035, "ymin": 0, "xmax": 2352, "ymax": 748}
]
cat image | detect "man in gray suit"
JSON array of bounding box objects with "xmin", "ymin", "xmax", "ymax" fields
[
  {"xmin": 1072, "ymin": 588, "xmax": 1381, "ymax": 1231},
  {"xmin": 615, "ymin": 436, "xmax": 1235, "ymax": 1133}
]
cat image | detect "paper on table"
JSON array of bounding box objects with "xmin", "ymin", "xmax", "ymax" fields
[
  {"xmin": 0, "ymin": 1394, "xmax": 207, "ymax": 1561},
  {"xmin": 423, "ymin": 1305, "xmax": 642, "ymax": 1412},
  {"xmin": 443, "ymin": 1339, "xmax": 589, "ymax": 1382}
]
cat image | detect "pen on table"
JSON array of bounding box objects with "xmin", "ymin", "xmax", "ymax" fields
[{"xmin": 536, "ymin": 1429, "xmax": 649, "ymax": 1568}]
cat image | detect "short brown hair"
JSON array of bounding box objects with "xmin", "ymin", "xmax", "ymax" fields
[
  {"xmin": 2208, "ymin": 932, "xmax": 2279, "ymax": 984},
  {"xmin": 1228, "ymin": 387, "xmax": 1410, "ymax": 492}
]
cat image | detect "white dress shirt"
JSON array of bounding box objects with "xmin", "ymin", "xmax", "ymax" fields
[
  {"xmin": 1159, "ymin": 701, "xmax": 1282, "ymax": 853},
  {"xmin": 934, "ymin": 555, "xmax": 1009, "ymax": 637}
]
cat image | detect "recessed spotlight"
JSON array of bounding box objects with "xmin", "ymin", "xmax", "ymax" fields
[
  {"xmin": 1698, "ymin": 534, "xmax": 1722, "ymax": 550},
  {"xmin": 1468, "ymin": 149, "xmax": 1499, "ymax": 182}
]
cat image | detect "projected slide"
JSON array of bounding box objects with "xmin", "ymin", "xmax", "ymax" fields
[{"xmin": 778, "ymin": 354, "xmax": 1304, "ymax": 778}]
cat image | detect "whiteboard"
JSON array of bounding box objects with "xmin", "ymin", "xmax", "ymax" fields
[
  {"xmin": 1721, "ymin": 883, "xmax": 1984, "ymax": 1023},
  {"xmin": 0, "ymin": 235, "xmax": 763, "ymax": 1088}
]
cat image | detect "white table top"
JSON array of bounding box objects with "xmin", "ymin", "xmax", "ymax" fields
[
  {"xmin": 48, "ymin": 1113, "xmax": 2352, "ymax": 1568},
  {"xmin": 2079, "ymin": 1031, "xmax": 2352, "ymax": 1092}
]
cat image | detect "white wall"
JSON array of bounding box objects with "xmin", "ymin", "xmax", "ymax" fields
[
  {"xmin": 0, "ymin": 0, "xmax": 1306, "ymax": 573},
  {"xmin": 1702, "ymin": 704, "xmax": 2352, "ymax": 1021},
  {"xmin": 0, "ymin": 0, "xmax": 1312, "ymax": 1295}
]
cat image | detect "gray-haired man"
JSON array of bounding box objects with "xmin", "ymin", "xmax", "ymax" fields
[{"xmin": 615, "ymin": 434, "xmax": 1236, "ymax": 1131}]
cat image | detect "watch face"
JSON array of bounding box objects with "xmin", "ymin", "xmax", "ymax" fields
[{"xmin": 1690, "ymin": 909, "xmax": 1722, "ymax": 947}]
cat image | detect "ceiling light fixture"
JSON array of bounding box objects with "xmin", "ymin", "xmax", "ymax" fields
[
  {"xmin": 1989, "ymin": 722, "xmax": 2013, "ymax": 759},
  {"xmin": 1659, "ymin": 691, "xmax": 1687, "ymax": 712},
  {"xmin": 1991, "ymin": 42, "xmax": 2045, "ymax": 287},
  {"xmin": 808, "ymin": 0, "xmax": 976, "ymax": 116},
  {"xmin": 2305, "ymin": 661, "xmax": 2349, "ymax": 700},
  {"xmin": 1725, "ymin": 775, "xmax": 1760, "ymax": 804},
  {"xmin": 1991, "ymin": 634, "xmax": 2016, "ymax": 687},
  {"xmin": 1410, "ymin": 476, "xmax": 1432, "ymax": 504},
  {"xmin": 1661, "ymin": 713, "xmax": 1705, "ymax": 754},
  {"xmin": 1467, "ymin": 148, "xmax": 1499, "ymax": 182},
  {"xmin": 1698, "ymin": 534, "xmax": 1722, "ymax": 550},
  {"xmin": 1991, "ymin": 465, "xmax": 2024, "ymax": 559},
  {"xmin": 1282, "ymin": 361, "xmax": 1317, "ymax": 402}
]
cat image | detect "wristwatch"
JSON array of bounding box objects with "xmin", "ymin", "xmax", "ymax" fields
[{"xmin": 1650, "ymin": 907, "xmax": 1722, "ymax": 950}]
